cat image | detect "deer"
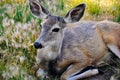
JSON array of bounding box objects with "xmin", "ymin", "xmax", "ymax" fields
[{"xmin": 29, "ymin": 0, "xmax": 120, "ymax": 80}]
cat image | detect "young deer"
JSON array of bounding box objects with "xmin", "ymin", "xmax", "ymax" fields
[{"xmin": 29, "ymin": 0, "xmax": 120, "ymax": 80}]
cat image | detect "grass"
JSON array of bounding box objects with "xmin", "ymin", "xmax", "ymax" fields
[
  {"xmin": 0, "ymin": 3, "xmax": 40, "ymax": 79},
  {"xmin": 0, "ymin": 0, "xmax": 120, "ymax": 80},
  {"xmin": 65, "ymin": 0, "xmax": 120, "ymax": 21}
]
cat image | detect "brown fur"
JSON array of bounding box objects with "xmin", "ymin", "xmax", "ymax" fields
[{"xmin": 96, "ymin": 21, "xmax": 120, "ymax": 47}]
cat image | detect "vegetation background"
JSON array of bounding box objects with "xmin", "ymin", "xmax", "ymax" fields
[{"xmin": 0, "ymin": 0, "xmax": 120, "ymax": 80}]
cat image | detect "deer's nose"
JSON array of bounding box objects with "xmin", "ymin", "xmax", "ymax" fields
[{"xmin": 34, "ymin": 42, "xmax": 43, "ymax": 49}]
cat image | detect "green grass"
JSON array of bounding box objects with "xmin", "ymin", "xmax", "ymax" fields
[
  {"xmin": 87, "ymin": 1, "xmax": 101, "ymax": 16},
  {"xmin": 0, "ymin": 3, "xmax": 40, "ymax": 80},
  {"xmin": 0, "ymin": 0, "xmax": 120, "ymax": 80},
  {"xmin": 64, "ymin": 0, "xmax": 120, "ymax": 21},
  {"xmin": 0, "ymin": 24, "xmax": 4, "ymax": 36}
]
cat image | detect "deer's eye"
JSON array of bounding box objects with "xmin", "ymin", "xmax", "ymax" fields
[{"xmin": 52, "ymin": 28, "xmax": 60, "ymax": 32}]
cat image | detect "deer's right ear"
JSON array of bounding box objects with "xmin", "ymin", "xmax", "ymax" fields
[{"xmin": 29, "ymin": 0, "xmax": 50, "ymax": 19}]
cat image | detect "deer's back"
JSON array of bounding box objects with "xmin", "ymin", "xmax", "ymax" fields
[
  {"xmin": 96, "ymin": 20, "xmax": 120, "ymax": 49},
  {"xmin": 61, "ymin": 21, "xmax": 107, "ymax": 63}
]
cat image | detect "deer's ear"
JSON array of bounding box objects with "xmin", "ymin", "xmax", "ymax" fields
[
  {"xmin": 64, "ymin": 3, "xmax": 86, "ymax": 23},
  {"xmin": 29, "ymin": 0, "xmax": 50, "ymax": 19}
]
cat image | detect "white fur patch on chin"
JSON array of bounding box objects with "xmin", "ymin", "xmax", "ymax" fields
[
  {"xmin": 67, "ymin": 69, "xmax": 99, "ymax": 80},
  {"xmin": 47, "ymin": 50, "xmax": 57, "ymax": 60},
  {"xmin": 45, "ymin": 46, "xmax": 58, "ymax": 60}
]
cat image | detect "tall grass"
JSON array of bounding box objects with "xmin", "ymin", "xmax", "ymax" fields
[
  {"xmin": 38, "ymin": 0, "xmax": 65, "ymax": 16},
  {"xmin": 65, "ymin": 0, "xmax": 120, "ymax": 21},
  {"xmin": 0, "ymin": 0, "xmax": 26, "ymax": 6},
  {"xmin": 0, "ymin": 0, "xmax": 120, "ymax": 80},
  {"xmin": 0, "ymin": 3, "xmax": 40, "ymax": 80}
]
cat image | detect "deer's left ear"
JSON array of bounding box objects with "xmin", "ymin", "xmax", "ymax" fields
[{"xmin": 64, "ymin": 3, "xmax": 86, "ymax": 23}]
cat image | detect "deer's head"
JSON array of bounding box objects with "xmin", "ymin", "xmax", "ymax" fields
[{"xmin": 29, "ymin": 0, "xmax": 86, "ymax": 49}]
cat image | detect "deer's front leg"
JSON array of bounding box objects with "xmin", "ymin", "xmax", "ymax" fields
[
  {"xmin": 48, "ymin": 59, "xmax": 73, "ymax": 75},
  {"xmin": 61, "ymin": 63, "xmax": 102, "ymax": 80}
]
